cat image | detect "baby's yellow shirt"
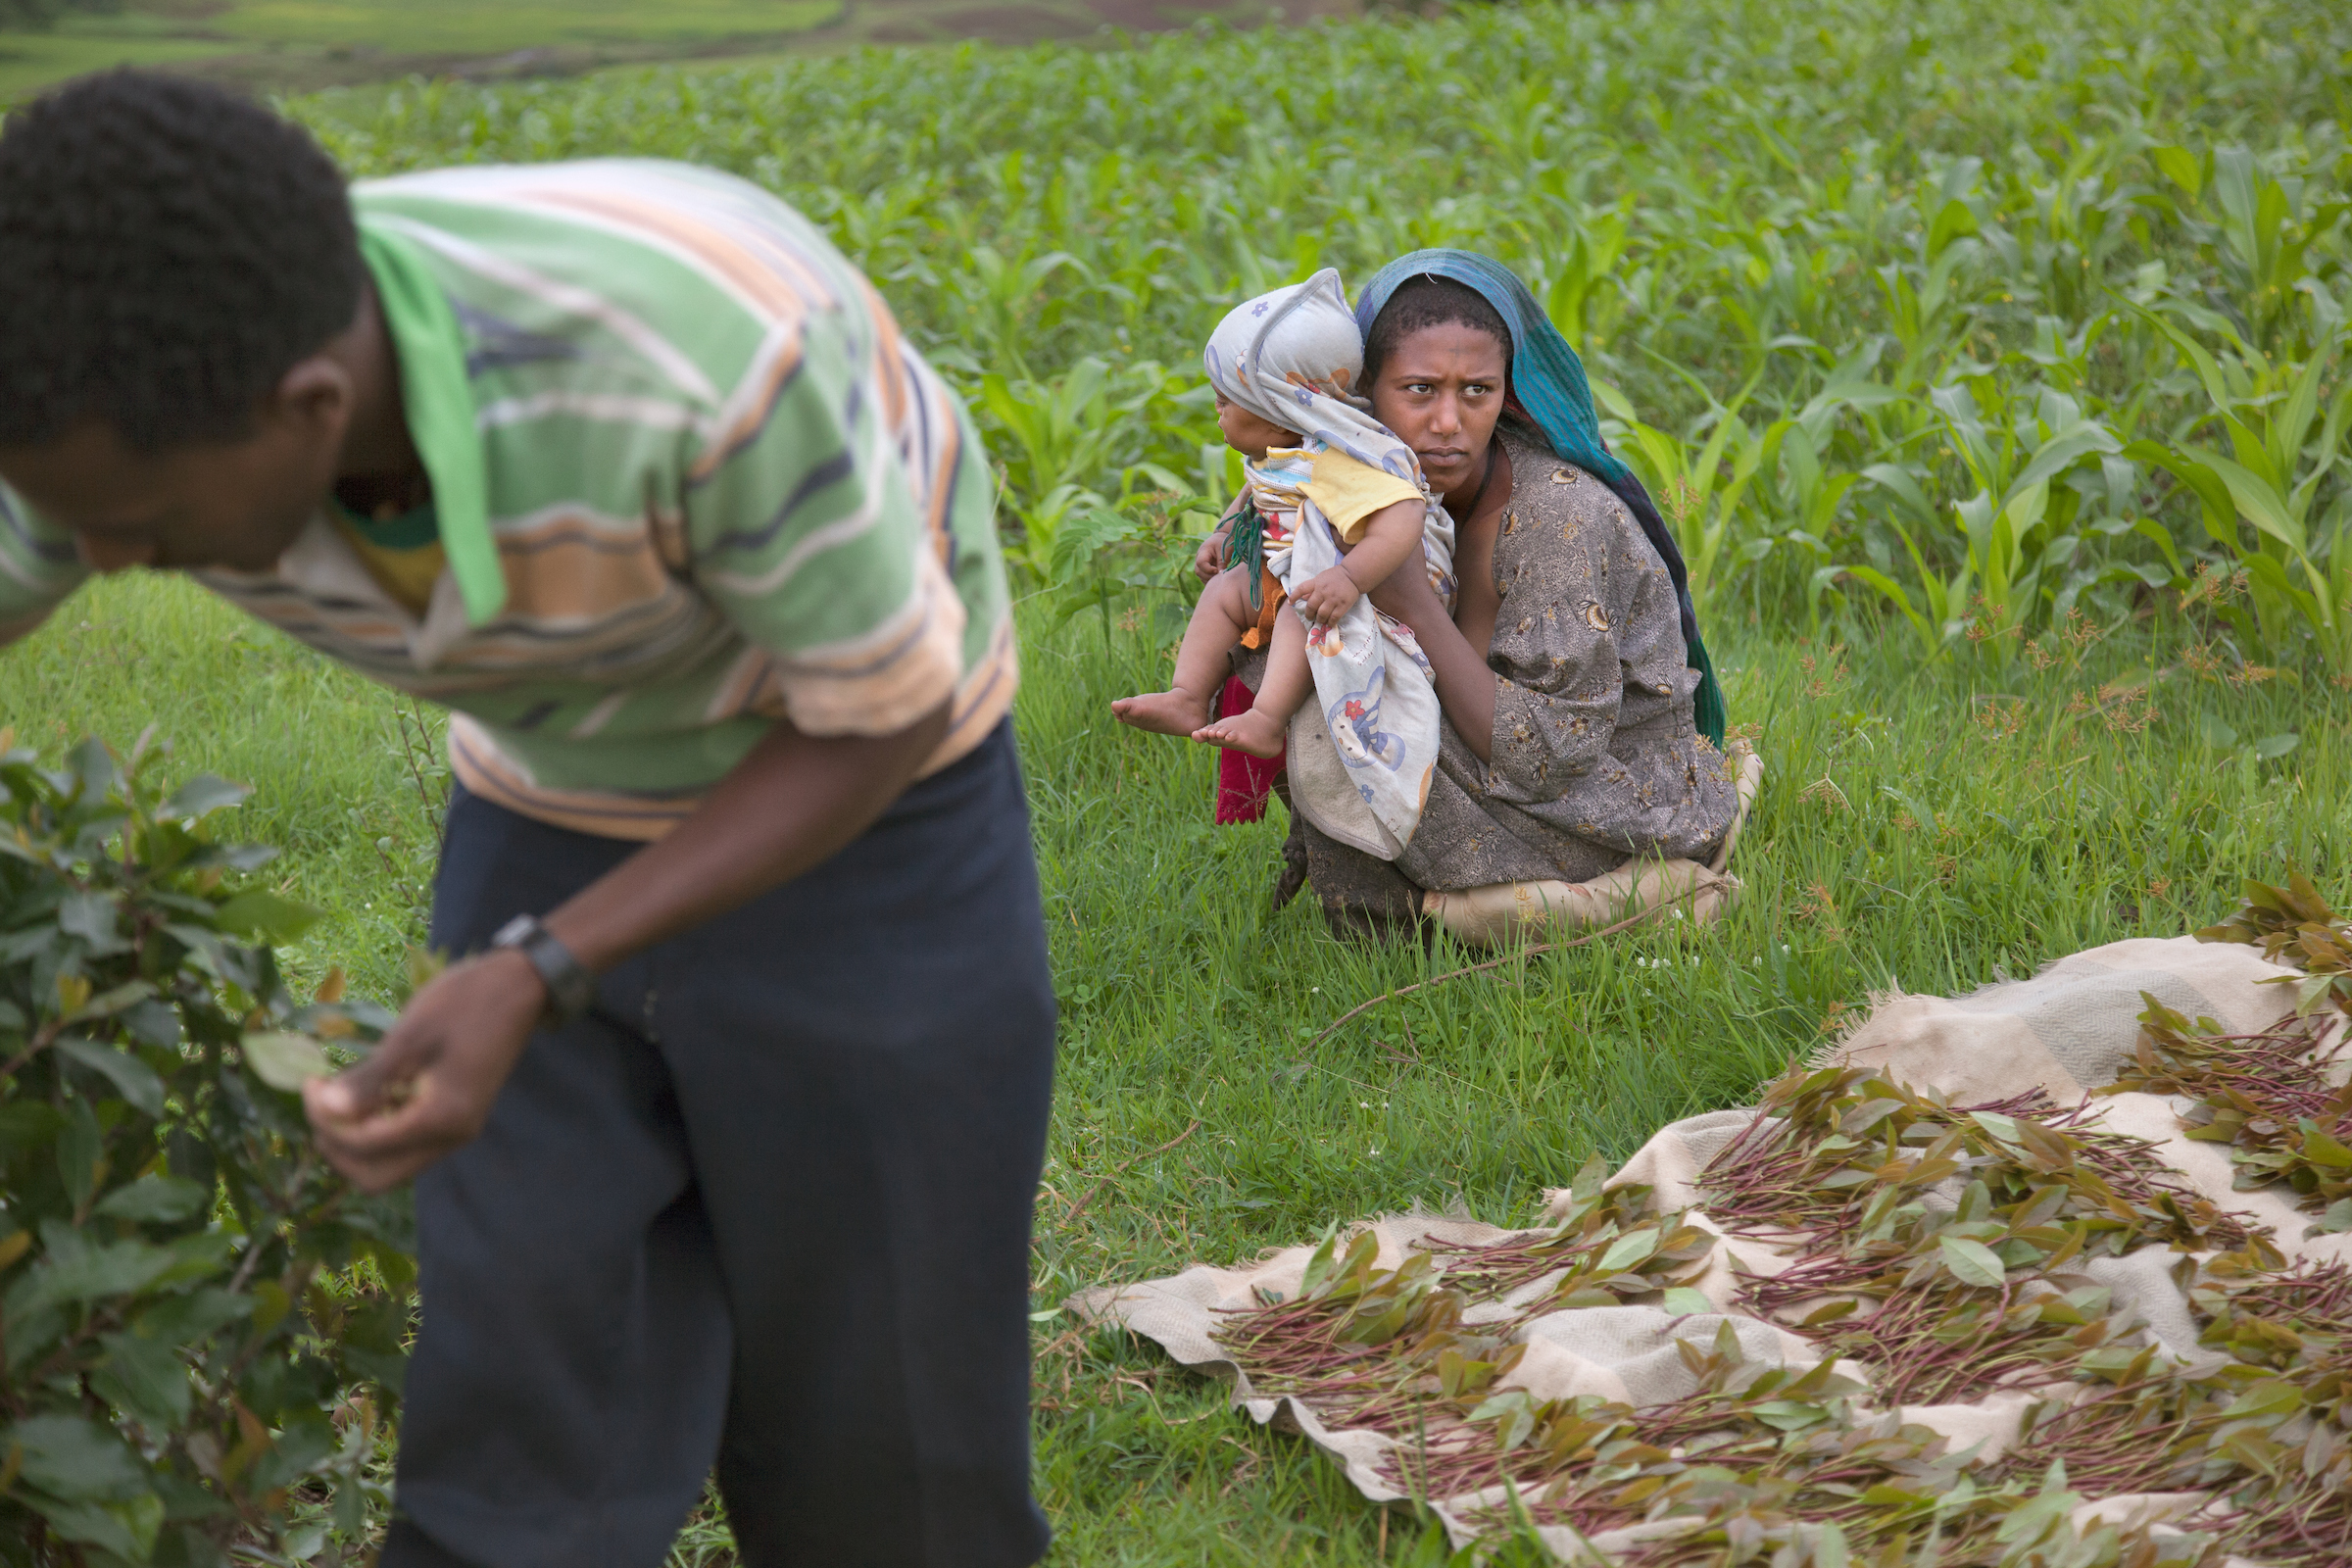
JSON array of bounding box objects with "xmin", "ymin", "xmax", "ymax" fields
[{"xmin": 1297, "ymin": 447, "xmax": 1423, "ymax": 543}]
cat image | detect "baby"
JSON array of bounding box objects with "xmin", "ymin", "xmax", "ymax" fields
[{"xmin": 1112, "ymin": 270, "xmax": 1445, "ymax": 759}]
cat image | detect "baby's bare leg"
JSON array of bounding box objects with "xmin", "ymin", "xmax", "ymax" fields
[
  {"xmin": 1193, "ymin": 608, "xmax": 1309, "ymax": 759},
  {"xmin": 1112, "ymin": 566, "xmax": 1250, "ymax": 736}
]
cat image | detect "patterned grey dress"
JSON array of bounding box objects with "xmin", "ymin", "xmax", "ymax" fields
[{"xmin": 1242, "ymin": 426, "xmax": 1740, "ymax": 938}]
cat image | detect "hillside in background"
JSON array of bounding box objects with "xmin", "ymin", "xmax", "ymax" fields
[{"xmin": 0, "ymin": 0, "xmax": 1354, "ymax": 99}]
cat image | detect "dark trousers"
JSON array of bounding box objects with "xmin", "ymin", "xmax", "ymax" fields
[{"xmin": 382, "ymin": 723, "xmax": 1055, "ymax": 1568}]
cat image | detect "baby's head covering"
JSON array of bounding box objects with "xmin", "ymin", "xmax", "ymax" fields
[{"xmin": 1202, "ymin": 269, "xmax": 1428, "ymax": 493}]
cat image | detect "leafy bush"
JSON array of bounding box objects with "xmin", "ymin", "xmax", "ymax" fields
[{"xmin": 0, "ymin": 732, "xmax": 413, "ymax": 1568}]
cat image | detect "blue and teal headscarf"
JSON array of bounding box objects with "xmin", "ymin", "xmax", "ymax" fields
[{"xmin": 1352, "ymin": 249, "xmax": 1726, "ymax": 749}]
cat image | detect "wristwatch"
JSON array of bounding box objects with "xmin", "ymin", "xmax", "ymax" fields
[{"xmin": 490, "ymin": 913, "xmax": 596, "ymax": 1027}]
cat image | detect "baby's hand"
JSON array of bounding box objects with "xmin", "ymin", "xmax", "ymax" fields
[
  {"xmin": 1291, "ymin": 566, "xmax": 1362, "ymax": 626},
  {"xmin": 1194, "ymin": 525, "xmax": 1232, "ymax": 583}
]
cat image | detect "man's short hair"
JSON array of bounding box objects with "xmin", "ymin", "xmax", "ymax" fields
[
  {"xmin": 0, "ymin": 70, "xmax": 363, "ymax": 452},
  {"xmin": 1362, "ymin": 274, "xmax": 1514, "ymax": 385}
]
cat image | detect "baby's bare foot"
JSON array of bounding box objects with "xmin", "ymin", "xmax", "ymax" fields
[
  {"xmin": 1112, "ymin": 688, "xmax": 1211, "ymax": 737},
  {"xmin": 1192, "ymin": 708, "xmax": 1288, "ymax": 759}
]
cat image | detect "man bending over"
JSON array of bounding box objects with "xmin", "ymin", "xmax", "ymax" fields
[{"xmin": 0, "ymin": 72, "xmax": 1054, "ymax": 1568}]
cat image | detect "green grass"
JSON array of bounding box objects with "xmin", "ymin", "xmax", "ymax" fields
[{"xmin": 7, "ymin": 572, "xmax": 2345, "ymax": 1561}]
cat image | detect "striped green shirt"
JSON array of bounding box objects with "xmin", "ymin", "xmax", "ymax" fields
[{"xmin": 0, "ymin": 159, "xmax": 1015, "ymax": 840}]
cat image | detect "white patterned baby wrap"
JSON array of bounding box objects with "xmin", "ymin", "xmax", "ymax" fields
[{"xmin": 1203, "ymin": 270, "xmax": 1456, "ymax": 860}]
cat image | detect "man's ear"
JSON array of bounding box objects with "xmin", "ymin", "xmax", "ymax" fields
[{"xmin": 269, "ymin": 354, "xmax": 355, "ymax": 439}]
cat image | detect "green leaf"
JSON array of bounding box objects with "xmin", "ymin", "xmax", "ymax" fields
[
  {"xmin": 1468, "ymin": 1390, "xmax": 1539, "ymax": 1450},
  {"xmin": 2254, "ymin": 732, "xmax": 2301, "ymax": 760},
  {"xmin": 1926, "ymin": 197, "xmax": 1979, "ymax": 260},
  {"xmin": 2123, "ymin": 439, "xmax": 2237, "ymax": 546},
  {"xmin": 110, "ymin": 1494, "xmax": 169, "ymax": 1563},
  {"xmin": 2300, "ymin": 1126, "xmax": 2352, "ymax": 1168},
  {"xmin": 93, "ymin": 1176, "xmax": 210, "ymax": 1226},
  {"xmin": 2220, "ymin": 1381, "xmax": 2305, "ymax": 1421},
  {"xmin": 1596, "ymin": 1227, "xmax": 1659, "ymax": 1272},
  {"xmin": 130, "ymin": 1289, "xmax": 251, "ymax": 1347},
  {"xmin": 1749, "ymin": 1398, "xmax": 1831, "ymax": 1431},
  {"xmin": 59, "ymin": 1095, "xmax": 102, "ymax": 1210},
  {"xmin": 212, "ymin": 891, "xmax": 324, "ymax": 945},
  {"xmin": 1970, "ymin": 1110, "xmax": 2021, "ymax": 1145},
  {"xmin": 151, "ymin": 1229, "xmax": 237, "ymax": 1292},
  {"xmin": 0, "ymin": 1414, "xmax": 149, "ymax": 1501},
  {"xmin": 71, "ymin": 979, "xmax": 158, "ymax": 1023},
  {"xmin": 21, "ymin": 1237, "xmax": 181, "ymax": 1314},
  {"xmin": 1938, "ymin": 1234, "xmax": 2007, "ymax": 1288},
  {"xmin": 1659, "ymin": 1287, "xmax": 1713, "ymax": 1316},
  {"xmin": 1996, "ymin": 1460, "xmax": 2082, "ymax": 1545},
  {"xmin": 161, "ymin": 774, "xmax": 250, "ymax": 822},
  {"xmin": 64, "ymin": 736, "xmax": 121, "ymax": 805},
  {"xmin": 0, "ymin": 1100, "xmax": 65, "ymax": 1156},
  {"xmin": 53, "ymin": 1038, "xmax": 167, "ymax": 1119},
  {"xmin": 2150, "ymin": 144, "xmax": 2202, "ymax": 200},
  {"xmin": 2006, "ymin": 423, "xmax": 2121, "ymax": 503},
  {"xmin": 1590, "ymin": 378, "xmax": 1639, "ymax": 422},
  {"xmin": 2193, "ymin": 447, "xmax": 2309, "ymax": 555},
  {"xmin": 1568, "ymin": 1152, "xmax": 1609, "ymax": 1204},
  {"xmin": 239, "ymin": 1031, "xmax": 332, "ymax": 1092},
  {"xmin": 21, "ymin": 1492, "xmax": 162, "ymax": 1563},
  {"xmin": 92, "ymin": 1333, "xmax": 193, "ymax": 1429},
  {"xmin": 1298, "ymin": 1229, "xmax": 1343, "ymax": 1298},
  {"xmin": 57, "ymin": 891, "xmax": 127, "ymax": 953}
]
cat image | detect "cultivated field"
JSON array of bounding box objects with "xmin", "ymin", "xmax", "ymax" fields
[
  {"xmin": 3, "ymin": 0, "xmax": 2349, "ymax": 1559},
  {"xmin": 0, "ymin": 0, "xmax": 1337, "ymax": 99}
]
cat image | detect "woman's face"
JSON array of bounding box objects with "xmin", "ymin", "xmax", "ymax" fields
[{"xmin": 1365, "ymin": 323, "xmax": 1509, "ymax": 503}]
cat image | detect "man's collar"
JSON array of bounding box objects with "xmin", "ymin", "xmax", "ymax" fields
[{"xmin": 355, "ymin": 222, "xmax": 507, "ymax": 626}]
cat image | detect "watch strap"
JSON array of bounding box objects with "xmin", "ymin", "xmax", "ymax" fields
[{"xmin": 490, "ymin": 913, "xmax": 596, "ymax": 1026}]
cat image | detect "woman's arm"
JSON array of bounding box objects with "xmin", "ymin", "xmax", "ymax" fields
[
  {"xmin": 1366, "ymin": 442, "xmax": 1513, "ymax": 760},
  {"xmin": 1368, "ymin": 566, "xmax": 1496, "ymax": 761}
]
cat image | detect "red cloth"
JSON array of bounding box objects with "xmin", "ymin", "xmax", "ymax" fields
[{"xmin": 1212, "ymin": 676, "xmax": 1284, "ymax": 824}]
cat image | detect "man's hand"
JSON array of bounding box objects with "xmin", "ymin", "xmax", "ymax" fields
[
  {"xmin": 1194, "ymin": 524, "xmax": 1232, "ymax": 584},
  {"xmin": 1290, "ymin": 565, "xmax": 1363, "ymax": 626},
  {"xmin": 303, "ymin": 950, "xmax": 548, "ymax": 1193}
]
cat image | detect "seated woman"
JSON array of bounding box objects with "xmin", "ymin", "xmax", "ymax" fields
[{"xmin": 1223, "ymin": 250, "xmax": 1751, "ymax": 939}]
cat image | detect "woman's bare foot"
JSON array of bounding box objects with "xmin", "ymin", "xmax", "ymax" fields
[
  {"xmin": 1112, "ymin": 688, "xmax": 1211, "ymax": 737},
  {"xmin": 1192, "ymin": 707, "xmax": 1288, "ymax": 759}
]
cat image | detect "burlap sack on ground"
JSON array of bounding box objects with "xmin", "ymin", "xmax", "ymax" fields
[
  {"xmin": 1073, "ymin": 933, "xmax": 2324, "ymax": 1559},
  {"xmin": 1832, "ymin": 936, "xmax": 2311, "ymax": 1102}
]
